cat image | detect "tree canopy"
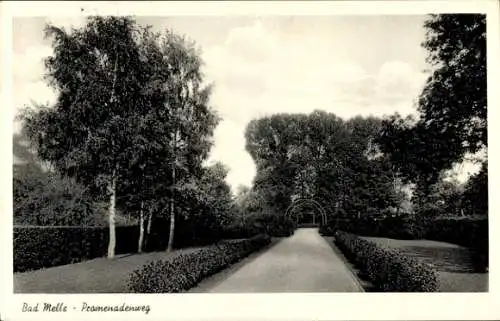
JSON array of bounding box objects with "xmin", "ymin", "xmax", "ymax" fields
[
  {"xmin": 19, "ymin": 16, "xmax": 223, "ymax": 256},
  {"xmin": 377, "ymin": 14, "xmax": 486, "ymax": 187}
]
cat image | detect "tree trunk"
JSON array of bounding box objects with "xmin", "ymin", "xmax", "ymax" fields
[
  {"xmin": 106, "ymin": 48, "xmax": 119, "ymax": 259},
  {"xmin": 138, "ymin": 199, "xmax": 145, "ymax": 253},
  {"xmin": 146, "ymin": 211, "xmax": 153, "ymax": 234},
  {"xmin": 167, "ymin": 167, "xmax": 176, "ymax": 252},
  {"xmin": 107, "ymin": 175, "xmax": 117, "ymax": 259},
  {"xmin": 167, "ymin": 128, "xmax": 179, "ymax": 253},
  {"xmin": 144, "ymin": 210, "xmax": 153, "ymax": 251}
]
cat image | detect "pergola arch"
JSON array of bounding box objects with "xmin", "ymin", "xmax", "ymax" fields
[{"xmin": 285, "ymin": 198, "xmax": 327, "ymax": 226}]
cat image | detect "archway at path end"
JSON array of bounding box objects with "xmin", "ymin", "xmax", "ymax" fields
[{"xmin": 285, "ymin": 198, "xmax": 327, "ymax": 227}]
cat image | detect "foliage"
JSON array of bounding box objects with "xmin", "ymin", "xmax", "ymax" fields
[
  {"xmin": 128, "ymin": 235, "xmax": 271, "ymax": 293},
  {"xmin": 242, "ymin": 111, "xmax": 403, "ymax": 226},
  {"xmin": 13, "ymin": 226, "xmax": 139, "ymax": 272},
  {"xmin": 376, "ymin": 14, "xmax": 486, "ymax": 191},
  {"xmin": 13, "ymin": 164, "xmax": 105, "ymax": 226},
  {"xmin": 462, "ymin": 161, "xmax": 488, "ymax": 215},
  {"xmin": 335, "ymin": 231, "xmax": 439, "ymax": 292},
  {"xmin": 220, "ymin": 223, "xmax": 262, "ymax": 239},
  {"xmin": 320, "ymin": 214, "xmax": 422, "ymax": 240},
  {"xmin": 13, "ymin": 133, "xmax": 104, "ymax": 226},
  {"xmin": 19, "ymin": 17, "xmax": 220, "ymax": 255},
  {"xmin": 20, "ymin": 17, "xmax": 152, "ymax": 257},
  {"xmin": 22, "ymin": 17, "xmax": 146, "ymax": 193},
  {"xmin": 171, "ymin": 162, "xmax": 233, "ymax": 245}
]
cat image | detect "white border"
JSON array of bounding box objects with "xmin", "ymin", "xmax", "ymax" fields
[{"xmin": 1, "ymin": 1, "xmax": 499, "ymax": 320}]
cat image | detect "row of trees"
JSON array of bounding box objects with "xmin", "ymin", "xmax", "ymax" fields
[{"xmin": 18, "ymin": 17, "xmax": 233, "ymax": 257}]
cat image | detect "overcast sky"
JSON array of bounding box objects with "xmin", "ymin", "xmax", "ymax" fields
[{"xmin": 12, "ymin": 15, "xmax": 480, "ymax": 191}]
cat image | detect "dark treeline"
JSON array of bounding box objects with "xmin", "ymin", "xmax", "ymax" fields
[{"xmin": 233, "ymin": 112, "xmax": 402, "ymax": 231}]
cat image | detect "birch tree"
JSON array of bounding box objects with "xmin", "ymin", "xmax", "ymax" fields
[
  {"xmin": 21, "ymin": 17, "xmax": 147, "ymax": 258},
  {"xmin": 156, "ymin": 31, "xmax": 219, "ymax": 252}
]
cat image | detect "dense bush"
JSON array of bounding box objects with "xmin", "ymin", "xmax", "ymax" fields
[
  {"xmin": 250, "ymin": 212, "xmax": 296, "ymax": 237},
  {"xmin": 425, "ymin": 217, "xmax": 488, "ymax": 272},
  {"xmin": 128, "ymin": 234, "xmax": 271, "ymax": 293},
  {"xmin": 335, "ymin": 231, "xmax": 439, "ymax": 292},
  {"xmin": 14, "ymin": 226, "xmax": 139, "ymax": 272},
  {"xmin": 13, "ymin": 164, "xmax": 105, "ymax": 226},
  {"xmin": 142, "ymin": 216, "xmax": 225, "ymax": 251},
  {"xmin": 222, "ymin": 212, "xmax": 295, "ymax": 239},
  {"xmin": 319, "ymin": 223, "xmax": 336, "ymax": 236},
  {"xmin": 220, "ymin": 223, "xmax": 261, "ymax": 239}
]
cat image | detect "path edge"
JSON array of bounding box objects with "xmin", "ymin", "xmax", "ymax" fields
[
  {"xmin": 323, "ymin": 236, "xmax": 366, "ymax": 292},
  {"xmin": 187, "ymin": 236, "xmax": 285, "ymax": 293}
]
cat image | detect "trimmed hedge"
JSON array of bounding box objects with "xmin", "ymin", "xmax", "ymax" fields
[
  {"xmin": 335, "ymin": 231, "xmax": 439, "ymax": 292},
  {"xmin": 322, "ymin": 215, "xmax": 489, "ymax": 273},
  {"xmin": 320, "ymin": 215, "xmax": 421, "ymax": 239},
  {"xmin": 14, "ymin": 216, "xmax": 233, "ymax": 273},
  {"xmin": 221, "ymin": 213, "xmax": 296, "ymax": 239},
  {"xmin": 14, "ymin": 226, "xmax": 139, "ymax": 272},
  {"xmin": 425, "ymin": 217, "xmax": 488, "ymax": 272},
  {"xmin": 127, "ymin": 234, "xmax": 271, "ymax": 293}
]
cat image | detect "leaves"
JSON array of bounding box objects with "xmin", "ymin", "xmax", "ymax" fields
[
  {"xmin": 377, "ymin": 14, "xmax": 486, "ymax": 188},
  {"xmin": 18, "ymin": 17, "xmax": 224, "ymax": 250}
]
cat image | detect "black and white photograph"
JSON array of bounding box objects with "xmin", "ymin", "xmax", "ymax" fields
[{"xmin": 2, "ymin": 0, "xmax": 499, "ymax": 320}]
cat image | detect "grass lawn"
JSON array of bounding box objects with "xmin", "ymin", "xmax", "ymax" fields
[
  {"xmin": 14, "ymin": 247, "xmax": 203, "ymax": 293},
  {"xmin": 362, "ymin": 236, "xmax": 488, "ymax": 292}
]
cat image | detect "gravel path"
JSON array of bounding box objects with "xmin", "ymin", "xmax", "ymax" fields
[{"xmin": 193, "ymin": 228, "xmax": 363, "ymax": 292}]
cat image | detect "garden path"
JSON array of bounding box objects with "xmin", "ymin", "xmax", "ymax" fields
[{"xmin": 192, "ymin": 228, "xmax": 363, "ymax": 292}]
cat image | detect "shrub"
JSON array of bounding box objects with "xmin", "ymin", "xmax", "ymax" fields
[
  {"xmin": 223, "ymin": 212, "xmax": 295, "ymax": 239},
  {"xmin": 251, "ymin": 212, "xmax": 295, "ymax": 237},
  {"xmin": 319, "ymin": 224, "xmax": 336, "ymax": 236},
  {"xmin": 13, "ymin": 225, "xmax": 138, "ymax": 272},
  {"xmin": 13, "ymin": 162, "xmax": 105, "ymax": 226},
  {"xmin": 335, "ymin": 231, "xmax": 439, "ymax": 292},
  {"xmin": 128, "ymin": 234, "xmax": 271, "ymax": 293}
]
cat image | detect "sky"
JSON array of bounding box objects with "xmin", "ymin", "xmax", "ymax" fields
[{"xmin": 11, "ymin": 15, "xmax": 481, "ymax": 191}]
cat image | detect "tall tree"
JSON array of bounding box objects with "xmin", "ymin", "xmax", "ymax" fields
[
  {"xmin": 377, "ymin": 14, "xmax": 486, "ymax": 190},
  {"xmin": 155, "ymin": 31, "xmax": 219, "ymax": 252},
  {"xmin": 21, "ymin": 19, "xmax": 218, "ymax": 255},
  {"xmin": 21, "ymin": 17, "xmax": 150, "ymax": 258}
]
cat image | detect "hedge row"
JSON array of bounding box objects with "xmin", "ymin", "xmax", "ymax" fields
[
  {"xmin": 14, "ymin": 215, "xmax": 233, "ymax": 273},
  {"xmin": 128, "ymin": 234, "xmax": 271, "ymax": 293},
  {"xmin": 425, "ymin": 217, "xmax": 488, "ymax": 272},
  {"xmin": 335, "ymin": 231, "xmax": 439, "ymax": 292},
  {"xmin": 319, "ymin": 215, "xmax": 422, "ymax": 239},
  {"xmin": 220, "ymin": 213, "xmax": 295, "ymax": 239},
  {"xmin": 14, "ymin": 226, "xmax": 139, "ymax": 272},
  {"xmin": 321, "ymin": 215, "xmax": 488, "ymax": 272}
]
